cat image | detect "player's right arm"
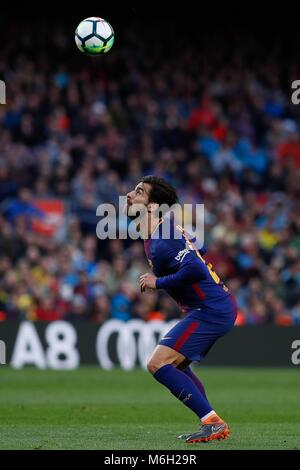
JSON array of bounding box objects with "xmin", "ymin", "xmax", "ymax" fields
[{"xmin": 155, "ymin": 239, "xmax": 207, "ymax": 290}]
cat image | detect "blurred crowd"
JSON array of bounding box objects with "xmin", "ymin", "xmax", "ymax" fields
[{"xmin": 0, "ymin": 19, "xmax": 300, "ymax": 325}]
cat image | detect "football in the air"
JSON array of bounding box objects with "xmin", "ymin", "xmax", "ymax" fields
[{"xmin": 75, "ymin": 17, "xmax": 114, "ymax": 55}]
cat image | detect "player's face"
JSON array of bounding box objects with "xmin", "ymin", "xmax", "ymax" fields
[{"xmin": 125, "ymin": 182, "xmax": 151, "ymax": 217}]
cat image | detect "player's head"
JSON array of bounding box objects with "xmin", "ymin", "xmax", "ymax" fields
[{"xmin": 126, "ymin": 175, "xmax": 178, "ymax": 218}]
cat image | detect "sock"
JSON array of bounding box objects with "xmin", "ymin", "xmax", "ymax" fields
[
  {"xmin": 153, "ymin": 364, "xmax": 213, "ymax": 420},
  {"xmin": 183, "ymin": 368, "xmax": 224, "ymax": 424},
  {"xmin": 183, "ymin": 366, "xmax": 208, "ymax": 399},
  {"xmin": 201, "ymin": 410, "xmax": 224, "ymax": 424}
]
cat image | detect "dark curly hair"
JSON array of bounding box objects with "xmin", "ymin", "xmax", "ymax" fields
[{"xmin": 141, "ymin": 175, "xmax": 179, "ymax": 208}]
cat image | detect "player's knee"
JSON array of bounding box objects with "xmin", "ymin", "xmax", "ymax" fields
[{"xmin": 147, "ymin": 358, "xmax": 166, "ymax": 375}]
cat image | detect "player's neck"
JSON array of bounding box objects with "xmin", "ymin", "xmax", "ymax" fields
[{"xmin": 140, "ymin": 214, "xmax": 162, "ymax": 240}]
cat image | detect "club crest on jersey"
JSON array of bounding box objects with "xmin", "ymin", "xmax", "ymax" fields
[
  {"xmin": 175, "ymin": 248, "xmax": 190, "ymax": 262},
  {"xmin": 148, "ymin": 258, "xmax": 153, "ymax": 269}
]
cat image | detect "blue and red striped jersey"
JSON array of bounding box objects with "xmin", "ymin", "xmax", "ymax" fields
[{"xmin": 144, "ymin": 219, "xmax": 236, "ymax": 322}]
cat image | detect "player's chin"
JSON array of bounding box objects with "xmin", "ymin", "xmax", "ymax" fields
[
  {"xmin": 126, "ymin": 204, "xmax": 141, "ymax": 220},
  {"xmin": 123, "ymin": 202, "xmax": 135, "ymax": 217}
]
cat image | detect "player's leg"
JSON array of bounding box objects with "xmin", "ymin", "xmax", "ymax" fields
[
  {"xmin": 178, "ymin": 362, "xmax": 231, "ymax": 441},
  {"xmin": 147, "ymin": 344, "xmax": 215, "ymax": 422},
  {"xmin": 176, "ymin": 358, "xmax": 208, "ymax": 399},
  {"xmin": 175, "ymin": 320, "xmax": 233, "ymax": 443},
  {"xmin": 181, "ymin": 365, "xmax": 208, "ymax": 399},
  {"xmin": 148, "ymin": 314, "xmax": 232, "ymax": 442}
]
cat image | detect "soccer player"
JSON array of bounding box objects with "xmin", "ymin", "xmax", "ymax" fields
[{"xmin": 125, "ymin": 176, "xmax": 237, "ymax": 444}]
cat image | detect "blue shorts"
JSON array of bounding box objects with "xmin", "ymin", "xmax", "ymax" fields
[{"xmin": 158, "ymin": 310, "xmax": 236, "ymax": 362}]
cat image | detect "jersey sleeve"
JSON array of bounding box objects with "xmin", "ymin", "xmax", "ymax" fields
[{"xmin": 155, "ymin": 238, "xmax": 207, "ymax": 290}]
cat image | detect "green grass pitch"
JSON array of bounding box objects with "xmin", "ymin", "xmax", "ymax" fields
[{"xmin": 0, "ymin": 366, "xmax": 299, "ymax": 450}]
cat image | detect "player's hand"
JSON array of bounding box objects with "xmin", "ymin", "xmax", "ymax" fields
[{"xmin": 139, "ymin": 273, "xmax": 157, "ymax": 292}]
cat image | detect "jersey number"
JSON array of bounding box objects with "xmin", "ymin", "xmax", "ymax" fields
[{"xmin": 177, "ymin": 225, "xmax": 224, "ymax": 287}]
